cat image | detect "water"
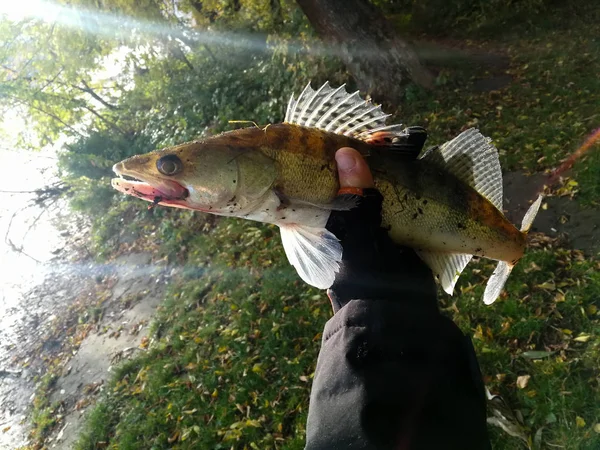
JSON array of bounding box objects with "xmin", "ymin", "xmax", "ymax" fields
[{"xmin": 0, "ymin": 148, "xmax": 64, "ymax": 448}]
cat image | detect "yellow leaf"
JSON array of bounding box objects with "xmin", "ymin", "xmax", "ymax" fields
[
  {"xmin": 473, "ymin": 324, "xmax": 484, "ymax": 341},
  {"xmin": 517, "ymin": 375, "xmax": 531, "ymax": 389},
  {"xmin": 524, "ymin": 262, "xmax": 542, "ymax": 273},
  {"xmin": 587, "ymin": 305, "xmax": 597, "ymax": 315},
  {"xmin": 245, "ymin": 419, "xmax": 261, "ymax": 428},
  {"xmin": 536, "ymin": 281, "xmax": 556, "ymax": 291},
  {"xmin": 574, "ymin": 334, "xmax": 591, "ymax": 343},
  {"xmin": 576, "ymin": 416, "xmax": 586, "ymax": 428},
  {"xmin": 593, "ymin": 423, "xmax": 600, "ymax": 433},
  {"xmin": 211, "ymin": 389, "xmax": 218, "ymax": 398},
  {"xmin": 252, "ymin": 364, "xmax": 263, "ymax": 374}
]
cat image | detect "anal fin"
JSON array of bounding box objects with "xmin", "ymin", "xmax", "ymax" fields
[
  {"xmin": 279, "ymin": 224, "xmax": 343, "ymax": 289},
  {"xmin": 416, "ymin": 250, "xmax": 472, "ymax": 295},
  {"xmin": 484, "ymin": 261, "xmax": 513, "ymax": 305}
]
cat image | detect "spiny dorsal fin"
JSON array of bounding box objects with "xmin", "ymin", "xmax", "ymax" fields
[
  {"xmin": 420, "ymin": 128, "xmax": 503, "ymax": 210},
  {"xmin": 285, "ymin": 82, "xmax": 404, "ymax": 140}
]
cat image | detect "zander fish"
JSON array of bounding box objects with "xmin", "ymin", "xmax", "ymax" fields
[{"xmin": 112, "ymin": 82, "xmax": 542, "ymax": 304}]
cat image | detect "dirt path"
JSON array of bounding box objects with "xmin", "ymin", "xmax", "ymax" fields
[
  {"xmin": 45, "ymin": 252, "xmax": 171, "ymax": 449},
  {"xmin": 0, "ymin": 250, "xmax": 173, "ymax": 449}
]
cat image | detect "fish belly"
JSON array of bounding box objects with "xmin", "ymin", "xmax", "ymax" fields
[{"xmin": 373, "ymin": 159, "xmax": 525, "ymax": 264}]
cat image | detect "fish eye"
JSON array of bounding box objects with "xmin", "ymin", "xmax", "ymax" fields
[{"xmin": 156, "ymin": 154, "xmax": 183, "ymax": 176}]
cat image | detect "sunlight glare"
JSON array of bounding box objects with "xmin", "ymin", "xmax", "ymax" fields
[{"xmin": 0, "ymin": 0, "xmax": 53, "ymax": 21}]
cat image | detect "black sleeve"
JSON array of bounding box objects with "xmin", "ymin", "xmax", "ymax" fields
[{"xmin": 305, "ymin": 298, "xmax": 491, "ymax": 450}]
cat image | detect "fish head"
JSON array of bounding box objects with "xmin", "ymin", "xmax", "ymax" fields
[{"xmin": 112, "ymin": 140, "xmax": 277, "ymax": 214}]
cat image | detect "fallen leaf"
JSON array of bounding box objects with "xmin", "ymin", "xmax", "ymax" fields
[
  {"xmin": 534, "ymin": 427, "xmax": 544, "ymax": 449},
  {"xmin": 536, "ymin": 281, "xmax": 556, "ymax": 291},
  {"xmin": 517, "ymin": 375, "xmax": 531, "ymax": 389},
  {"xmin": 576, "ymin": 416, "xmax": 586, "ymax": 428},
  {"xmin": 594, "ymin": 423, "xmax": 600, "ymax": 433},
  {"xmin": 574, "ymin": 334, "xmax": 591, "ymax": 343},
  {"xmin": 524, "ymin": 262, "xmax": 542, "ymax": 273},
  {"xmin": 521, "ymin": 350, "xmax": 554, "ymax": 359}
]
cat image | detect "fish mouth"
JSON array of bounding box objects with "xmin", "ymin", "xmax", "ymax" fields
[{"xmin": 111, "ymin": 162, "xmax": 190, "ymax": 208}]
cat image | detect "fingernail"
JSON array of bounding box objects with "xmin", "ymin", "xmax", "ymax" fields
[{"xmin": 335, "ymin": 149, "xmax": 357, "ymax": 172}]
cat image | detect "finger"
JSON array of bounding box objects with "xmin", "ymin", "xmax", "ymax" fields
[{"xmin": 335, "ymin": 147, "xmax": 374, "ymax": 190}]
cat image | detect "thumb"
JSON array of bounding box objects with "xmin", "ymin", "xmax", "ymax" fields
[{"xmin": 335, "ymin": 147, "xmax": 374, "ymax": 190}]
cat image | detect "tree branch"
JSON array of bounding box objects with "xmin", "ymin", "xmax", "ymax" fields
[
  {"xmin": 81, "ymin": 104, "xmax": 127, "ymax": 136},
  {"xmin": 76, "ymin": 80, "xmax": 118, "ymax": 110}
]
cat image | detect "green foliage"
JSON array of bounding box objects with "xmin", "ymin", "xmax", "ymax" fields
[
  {"xmin": 59, "ymin": 131, "xmax": 153, "ymax": 179},
  {"xmin": 29, "ymin": 374, "xmax": 59, "ymax": 444},
  {"xmin": 375, "ymin": 0, "xmax": 589, "ymax": 36}
]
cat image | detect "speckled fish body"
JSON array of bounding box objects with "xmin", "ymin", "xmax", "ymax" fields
[{"xmin": 112, "ymin": 82, "xmax": 542, "ymax": 304}]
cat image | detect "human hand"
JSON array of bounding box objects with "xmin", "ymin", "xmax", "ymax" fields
[{"xmin": 326, "ymin": 148, "xmax": 437, "ymax": 313}]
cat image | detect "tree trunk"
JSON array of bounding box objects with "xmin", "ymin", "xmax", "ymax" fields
[{"xmin": 295, "ymin": 0, "xmax": 434, "ymax": 104}]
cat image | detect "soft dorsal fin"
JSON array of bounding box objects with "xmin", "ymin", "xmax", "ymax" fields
[
  {"xmin": 420, "ymin": 128, "xmax": 503, "ymax": 210},
  {"xmin": 285, "ymin": 81, "xmax": 404, "ymax": 140}
]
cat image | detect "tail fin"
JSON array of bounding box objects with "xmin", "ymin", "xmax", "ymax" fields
[{"xmin": 484, "ymin": 196, "xmax": 543, "ymax": 305}]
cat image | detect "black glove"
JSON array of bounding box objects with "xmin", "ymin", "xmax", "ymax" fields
[{"xmin": 325, "ymin": 189, "xmax": 438, "ymax": 313}]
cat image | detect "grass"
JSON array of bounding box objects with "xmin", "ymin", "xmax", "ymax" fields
[
  {"xmin": 76, "ymin": 221, "xmax": 327, "ymax": 449},
  {"xmin": 72, "ymin": 5, "xmax": 600, "ymax": 450}
]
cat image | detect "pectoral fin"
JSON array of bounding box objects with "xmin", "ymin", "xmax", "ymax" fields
[{"xmin": 279, "ymin": 224, "xmax": 343, "ymax": 289}]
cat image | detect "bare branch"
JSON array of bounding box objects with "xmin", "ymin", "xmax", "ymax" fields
[
  {"xmin": 76, "ymin": 80, "xmax": 119, "ymax": 110},
  {"xmin": 81, "ymin": 104, "xmax": 127, "ymax": 135}
]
